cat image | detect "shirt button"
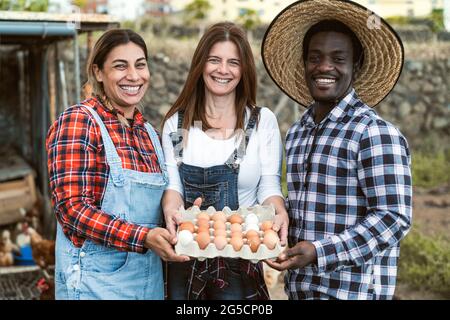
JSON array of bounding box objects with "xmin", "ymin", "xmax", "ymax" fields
[
  {"xmin": 73, "ymin": 264, "xmax": 80, "ymax": 271},
  {"xmin": 80, "ymin": 252, "xmax": 86, "ymax": 258}
]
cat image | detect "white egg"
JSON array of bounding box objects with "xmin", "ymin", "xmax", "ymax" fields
[
  {"xmin": 178, "ymin": 230, "xmax": 194, "ymax": 246},
  {"xmin": 245, "ymin": 213, "xmax": 259, "ymax": 225},
  {"xmin": 245, "ymin": 223, "xmax": 260, "ymax": 232}
]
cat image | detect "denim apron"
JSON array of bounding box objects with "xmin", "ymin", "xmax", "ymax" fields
[
  {"xmin": 167, "ymin": 107, "xmax": 267, "ymax": 300},
  {"xmin": 55, "ymin": 105, "xmax": 168, "ymax": 300}
]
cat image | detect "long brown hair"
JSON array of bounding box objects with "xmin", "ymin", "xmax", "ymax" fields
[
  {"xmin": 162, "ymin": 22, "xmax": 257, "ymax": 131},
  {"xmin": 86, "ymin": 29, "xmax": 149, "ymax": 127}
]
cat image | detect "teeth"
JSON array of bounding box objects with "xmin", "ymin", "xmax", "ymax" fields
[
  {"xmin": 212, "ymin": 77, "xmax": 231, "ymax": 84},
  {"xmin": 120, "ymin": 85, "xmax": 140, "ymax": 92},
  {"xmin": 316, "ymin": 78, "xmax": 335, "ymax": 84}
]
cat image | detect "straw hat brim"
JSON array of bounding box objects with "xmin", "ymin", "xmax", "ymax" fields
[{"xmin": 261, "ymin": 0, "xmax": 404, "ymax": 108}]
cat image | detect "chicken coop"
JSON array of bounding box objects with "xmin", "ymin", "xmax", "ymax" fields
[{"xmin": 0, "ymin": 11, "xmax": 119, "ymax": 299}]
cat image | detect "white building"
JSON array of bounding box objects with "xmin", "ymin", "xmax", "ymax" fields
[
  {"xmin": 170, "ymin": 0, "xmax": 444, "ymax": 23},
  {"xmin": 107, "ymin": 0, "xmax": 145, "ymax": 20},
  {"xmin": 170, "ymin": 0, "xmax": 295, "ymax": 23}
]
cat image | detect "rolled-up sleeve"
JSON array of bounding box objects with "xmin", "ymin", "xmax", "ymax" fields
[
  {"xmin": 257, "ymin": 108, "xmax": 284, "ymax": 203},
  {"xmin": 47, "ymin": 107, "xmax": 149, "ymax": 253},
  {"xmin": 162, "ymin": 113, "xmax": 184, "ymax": 196}
]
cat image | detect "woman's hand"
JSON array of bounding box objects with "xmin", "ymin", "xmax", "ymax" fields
[
  {"xmin": 272, "ymin": 209, "xmax": 289, "ymax": 246},
  {"xmin": 144, "ymin": 227, "xmax": 190, "ymax": 262},
  {"xmin": 263, "ymin": 196, "xmax": 289, "ymax": 246},
  {"xmin": 162, "ymin": 190, "xmax": 202, "ymax": 240},
  {"xmin": 162, "ymin": 190, "xmax": 184, "ymax": 238}
]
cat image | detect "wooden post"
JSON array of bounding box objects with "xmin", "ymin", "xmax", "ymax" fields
[{"xmin": 48, "ymin": 44, "xmax": 56, "ymax": 125}]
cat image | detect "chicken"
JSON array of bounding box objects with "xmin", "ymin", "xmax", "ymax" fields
[
  {"xmin": 14, "ymin": 222, "xmax": 31, "ymax": 247},
  {"xmin": 36, "ymin": 276, "xmax": 55, "ymax": 300},
  {"xmin": 27, "ymin": 227, "xmax": 55, "ymax": 271},
  {"xmin": 0, "ymin": 230, "xmax": 21, "ymax": 266}
]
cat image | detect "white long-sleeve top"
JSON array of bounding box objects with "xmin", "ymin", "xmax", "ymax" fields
[{"xmin": 162, "ymin": 107, "xmax": 283, "ymax": 206}]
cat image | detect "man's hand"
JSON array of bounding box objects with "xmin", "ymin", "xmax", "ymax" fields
[
  {"xmin": 144, "ymin": 227, "xmax": 190, "ymax": 262},
  {"xmin": 265, "ymin": 241, "xmax": 317, "ymax": 271}
]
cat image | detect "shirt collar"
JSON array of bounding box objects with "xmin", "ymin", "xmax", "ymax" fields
[
  {"xmin": 83, "ymin": 97, "xmax": 147, "ymax": 127},
  {"xmin": 300, "ymin": 89, "xmax": 360, "ymax": 127}
]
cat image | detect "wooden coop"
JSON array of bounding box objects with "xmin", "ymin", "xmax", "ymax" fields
[{"xmin": 0, "ymin": 11, "xmax": 119, "ymax": 291}]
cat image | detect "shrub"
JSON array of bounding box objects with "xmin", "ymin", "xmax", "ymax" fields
[
  {"xmin": 411, "ymin": 150, "xmax": 450, "ymax": 189},
  {"xmin": 398, "ymin": 227, "xmax": 450, "ymax": 297}
]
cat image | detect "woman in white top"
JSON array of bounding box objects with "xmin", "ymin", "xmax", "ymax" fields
[{"xmin": 161, "ymin": 22, "xmax": 288, "ymax": 300}]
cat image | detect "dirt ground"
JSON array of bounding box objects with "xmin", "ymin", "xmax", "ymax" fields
[{"xmin": 266, "ymin": 187, "xmax": 450, "ymax": 300}]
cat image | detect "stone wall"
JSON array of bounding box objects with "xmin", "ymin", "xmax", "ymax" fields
[
  {"xmin": 1, "ymin": 47, "xmax": 448, "ymax": 153},
  {"xmin": 143, "ymin": 53, "xmax": 450, "ymax": 151}
]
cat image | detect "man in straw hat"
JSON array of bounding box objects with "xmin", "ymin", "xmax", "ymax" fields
[{"xmin": 263, "ymin": 0, "xmax": 412, "ymax": 299}]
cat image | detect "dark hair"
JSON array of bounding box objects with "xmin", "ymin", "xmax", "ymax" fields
[
  {"xmin": 162, "ymin": 22, "xmax": 257, "ymax": 132},
  {"xmin": 302, "ymin": 19, "xmax": 364, "ymax": 67}
]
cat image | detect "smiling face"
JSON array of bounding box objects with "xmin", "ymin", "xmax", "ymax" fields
[
  {"xmin": 305, "ymin": 31, "xmax": 355, "ymax": 105},
  {"xmin": 202, "ymin": 40, "xmax": 242, "ymax": 98},
  {"xmin": 94, "ymin": 42, "xmax": 149, "ymax": 113}
]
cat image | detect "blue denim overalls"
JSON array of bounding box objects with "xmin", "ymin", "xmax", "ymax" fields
[
  {"xmin": 55, "ymin": 105, "xmax": 168, "ymax": 300},
  {"xmin": 167, "ymin": 107, "xmax": 268, "ymax": 300}
]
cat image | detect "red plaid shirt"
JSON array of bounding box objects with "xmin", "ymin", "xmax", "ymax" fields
[{"xmin": 47, "ymin": 97, "xmax": 161, "ymax": 253}]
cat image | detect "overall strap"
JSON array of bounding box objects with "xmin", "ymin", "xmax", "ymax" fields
[
  {"xmin": 169, "ymin": 110, "xmax": 185, "ymax": 165},
  {"xmin": 225, "ymin": 106, "xmax": 261, "ymax": 168},
  {"xmin": 144, "ymin": 122, "xmax": 168, "ymax": 183},
  {"xmin": 81, "ymin": 105, "xmax": 125, "ymax": 186}
]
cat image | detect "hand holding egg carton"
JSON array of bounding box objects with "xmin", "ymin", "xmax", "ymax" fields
[{"xmin": 174, "ymin": 205, "xmax": 284, "ymax": 263}]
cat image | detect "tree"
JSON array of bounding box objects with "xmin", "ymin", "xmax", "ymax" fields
[
  {"xmin": 0, "ymin": 0, "xmax": 49, "ymax": 12},
  {"xmin": 237, "ymin": 8, "xmax": 261, "ymax": 42},
  {"xmin": 72, "ymin": 0, "xmax": 88, "ymax": 10},
  {"xmin": 183, "ymin": 0, "xmax": 211, "ymax": 37}
]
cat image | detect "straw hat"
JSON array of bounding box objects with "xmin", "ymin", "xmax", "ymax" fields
[{"xmin": 261, "ymin": 0, "xmax": 404, "ymax": 107}]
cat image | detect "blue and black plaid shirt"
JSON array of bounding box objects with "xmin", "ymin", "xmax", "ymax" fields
[{"xmin": 285, "ymin": 89, "xmax": 412, "ymax": 300}]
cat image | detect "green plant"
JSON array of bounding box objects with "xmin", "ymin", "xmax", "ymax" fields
[
  {"xmin": 398, "ymin": 227, "xmax": 450, "ymax": 297},
  {"xmin": 429, "ymin": 9, "xmax": 445, "ymax": 33},
  {"xmin": 183, "ymin": 0, "xmax": 211, "ymax": 26},
  {"xmin": 0, "ymin": 0, "xmax": 48, "ymax": 11},
  {"xmin": 237, "ymin": 8, "xmax": 261, "ymax": 31},
  {"xmin": 411, "ymin": 150, "xmax": 450, "ymax": 189}
]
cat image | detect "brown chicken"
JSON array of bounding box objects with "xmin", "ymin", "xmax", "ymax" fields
[
  {"xmin": 27, "ymin": 227, "xmax": 55, "ymax": 270},
  {"xmin": 0, "ymin": 230, "xmax": 20, "ymax": 266}
]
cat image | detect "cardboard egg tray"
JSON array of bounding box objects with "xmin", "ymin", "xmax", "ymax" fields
[{"xmin": 174, "ymin": 205, "xmax": 283, "ymax": 263}]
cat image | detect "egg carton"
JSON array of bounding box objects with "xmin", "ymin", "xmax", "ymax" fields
[{"xmin": 174, "ymin": 205, "xmax": 283, "ymax": 263}]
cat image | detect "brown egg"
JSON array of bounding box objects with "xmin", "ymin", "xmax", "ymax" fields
[
  {"xmin": 214, "ymin": 235, "xmax": 228, "ymax": 250},
  {"xmin": 214, "ymin": 229, "xmax": 227, "ymax": 237},
  {"xmin": 212, "ymin": 211, "xmax": 227, "ymax": 223},
  {"xmin": 230, "ymin": 223, "xmax": 242, "ymax": 234},
  {"xmin": 263, "ymin": 230, "xmax": 279, "ymax": 250},
  {"xmin": 230, "ymin": 235, "xmax": 244, "ymax": 251},
  {"xmin": 196, "ymin": 212, "xmax": 210, "ymax": 222},
  {"xmin": 231, "ymin": 231, "xmax": 243, "ymax": 238},
  {"xmin": 228, "ymin": 213, "xmax": 244, "ymax": 224},
  {"xmin": 196, "ymin": 225, "xmax": 210, "ymax": 234},
  {"xmin": 247, "ymin": 235, "xmax": 261, "ymax": 253},
  {"xmin": 261, "ymin": 220, "xmax": 274, "ymax": 232},
  {"xmin": 196, "ymin": 232, "xmax": 211, "ymax": 250},
  {"xmin": 197, "ymin": 219, "xmax": 210, "ymax": 228},
  {"xmin": 245, "ymin": 230, "xmax": 260, "ymax": 240},
  {"xmin": 213, "ymin": 220, "xmax": 226, "ymax": 230},
  {"xmin": 179, "ymin": 221, "xmax": 195, "ymax": 233}
]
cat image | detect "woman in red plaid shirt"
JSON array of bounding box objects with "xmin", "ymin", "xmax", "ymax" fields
[{"xmin": 47, "ymin": 29, "xmax": 189, "ymax": 300}]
